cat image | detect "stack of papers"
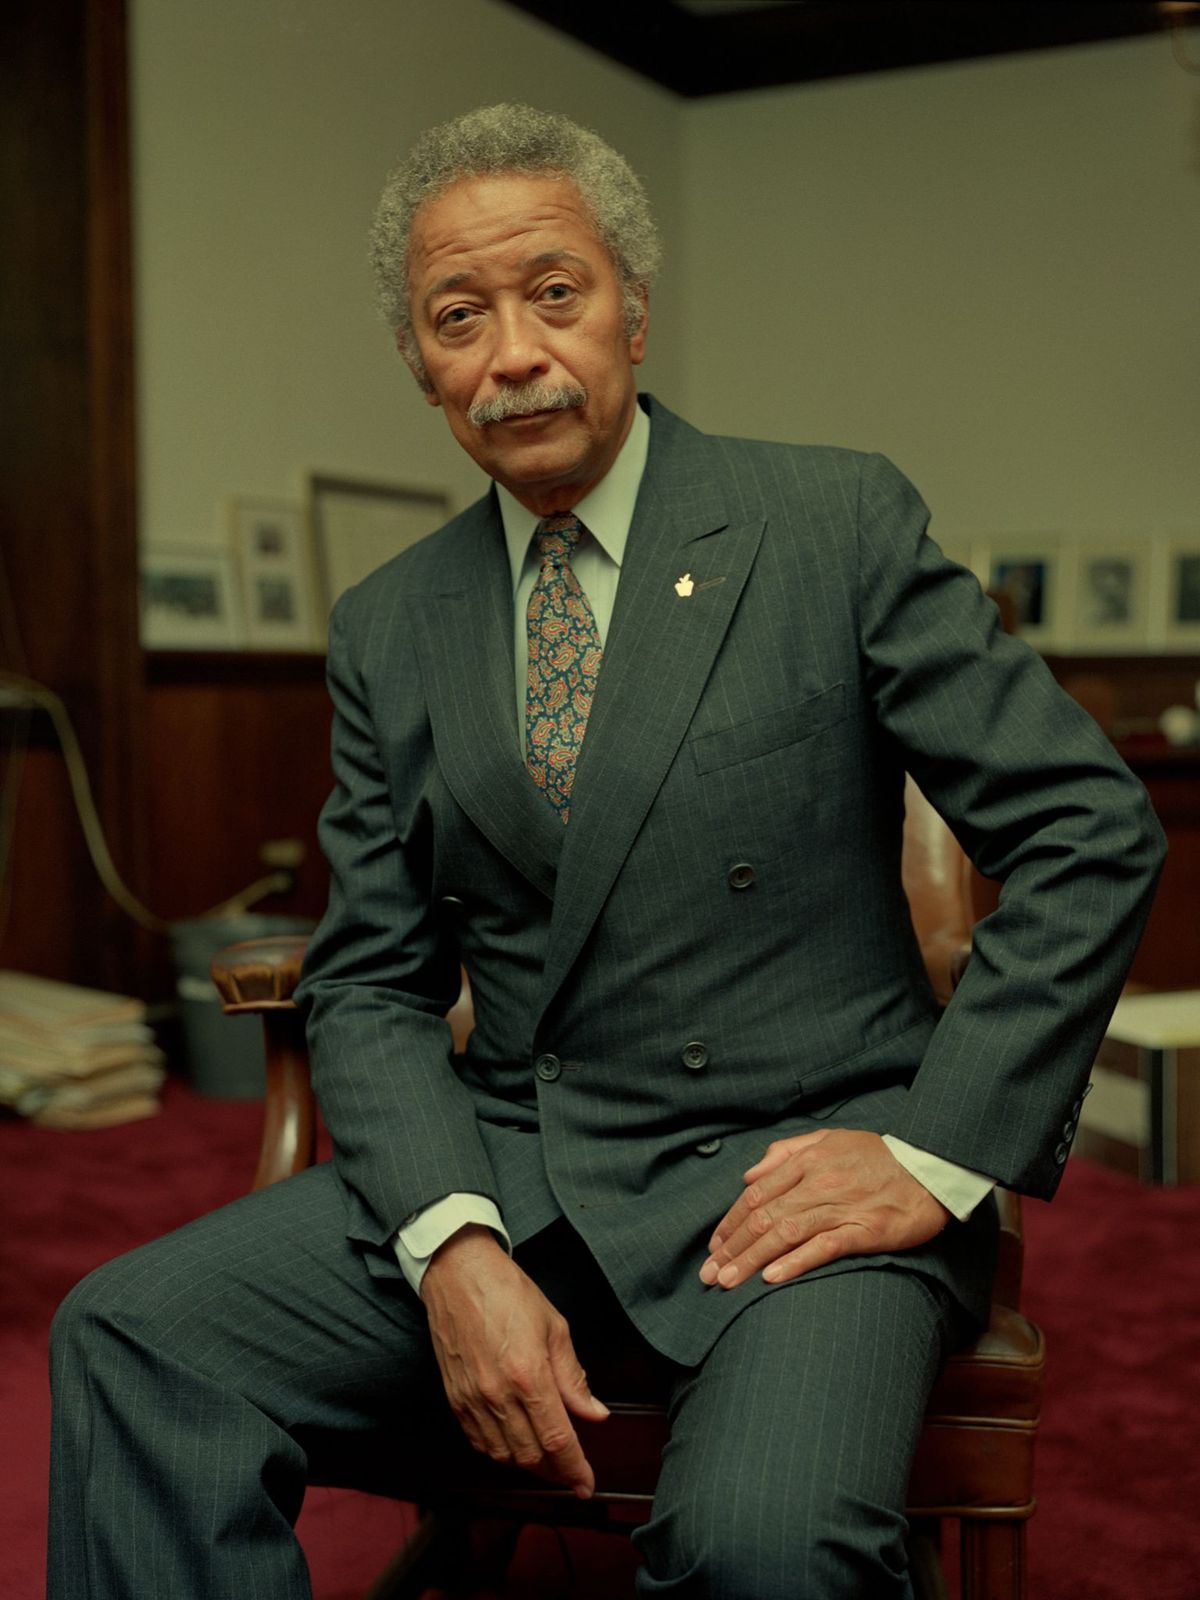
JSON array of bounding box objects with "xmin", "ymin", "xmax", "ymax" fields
[{"xmin": 0, "ymin": 970, "xmax": 165, "ymax": 1128}]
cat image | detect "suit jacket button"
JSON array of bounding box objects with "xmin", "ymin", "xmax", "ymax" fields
[
  {"xmin": 1062, "ymin": 1120, "xmax": 1076, "ymax": 1140},
  {"xmin": 535, "ymin": 1054, "xmax": 562, "ymax": 1082},
  {"xmin": 728, "ymin": 863, "xmax": 756, "ymax": 890},
  {"xmin": 682, "ymin": 1042, "xmax": 709, "ymax": 1071},
  {"xmin": 695, "ymin": 1138, "xmax": 722, "ymax": 1157},
  {"xmin": 1054, "ymin": 1142, "xmax": 1069, "ymax": 1165}
]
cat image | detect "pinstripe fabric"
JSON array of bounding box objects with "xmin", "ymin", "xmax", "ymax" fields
[
  {"xmin": 49, "ymin": 1171, "xmax": 953, "ymax": 1600},
  {"xmin": 635, "ymin": 1269, "xmax": 957, "ymax": 1598},
  {"xmin": 50, "ymin": 1167, "xmax": 448, "ymax": 1600},
  {"xmin": 296, "ymin": 394, "xmax": 1163, "ymax": 1361},
  {"xmin": 50, "ymin": 395, "xmax": 1164, "ymax": 1597}
]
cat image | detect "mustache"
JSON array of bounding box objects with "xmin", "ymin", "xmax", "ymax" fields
[{"xmin": 468, "ymin": 381, "xmax": 587, "ymax": 429}]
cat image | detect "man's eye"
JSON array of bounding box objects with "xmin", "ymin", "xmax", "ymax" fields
[
  {"xmin": 439, "ymin": 306, "xmax": 475, "ymax": 330},
  {"xmin": 541, "ymin": 283, "xmax": 574, "ymax": 304}
]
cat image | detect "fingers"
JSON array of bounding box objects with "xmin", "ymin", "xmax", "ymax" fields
[
  {"xmin": 698, "ymin": 1129, "xmax": 950, "ymax": 1291},
  {"xmin": 705, "ymin": 1132, "xmax": 829, "ymax": 1257},
  {"xmin": 522, "ymin": 1386, "xmax": 595, "ymax": 1499},
  {"xmin": 548, "ymin": 1322, "xmax": 611, "ymax": 1422},
  {"xmin": 711, "ymin": 1211, "xmax": 868, "ymax": 1288},
  {"xmin": 742, "ymin": 1128, "xmax": 825, "ymax": 1182},
  {"xmin": 701, "ymin": 1197, "xmax": 838, "ymax": 1288},
  {"xmin": 426, "ymin": 1261, "xmax": 605, "ymax": 1498},
  {"xmin": 445, "ymin": 1353, "xmax": 597, "ymax": 1496},
  {"xmin": 759, "ymin": 1224, "xmax": 863, "ymax": 1284}
]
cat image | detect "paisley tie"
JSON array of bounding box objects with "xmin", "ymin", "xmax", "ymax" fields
[{"xmin": 525, "ymin": 513, "xmax": 603, "ymax": 823}]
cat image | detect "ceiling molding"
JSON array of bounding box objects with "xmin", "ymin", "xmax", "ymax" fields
[{"xmin": 500, "ymin": 1, "xmax": 1195, "ymax": 98}]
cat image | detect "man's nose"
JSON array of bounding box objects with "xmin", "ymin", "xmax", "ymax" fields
[{"xmin": 489, "ymin": 306, "xmax": 551, "ymax": 384}]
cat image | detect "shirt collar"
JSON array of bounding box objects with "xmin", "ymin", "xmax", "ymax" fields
[{"xmin": 496, "ymin": 399, "xmax": 650, "ymax": 590}]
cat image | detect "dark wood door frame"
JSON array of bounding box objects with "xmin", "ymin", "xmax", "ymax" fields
[{"xmin": 1, "ymin": 0, "xmax": 148, "ymax": 990}]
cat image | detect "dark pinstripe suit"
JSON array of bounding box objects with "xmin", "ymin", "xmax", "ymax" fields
[
  {"xmin": 298, "ymin": 394, "xmax": 1161, "ymax": 1349},
  {"xmin": 49, "ymin": 397, "xmax": 1164, "ymax": 1597}
]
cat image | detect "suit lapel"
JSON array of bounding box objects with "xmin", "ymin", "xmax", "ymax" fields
[
  {"xmin": 538, "ymin": 413, "xmax": 765, "ymax": 1012},
  {"xmin": 408, "ymin": 496, "xmax": 562, "ymax": 900}
]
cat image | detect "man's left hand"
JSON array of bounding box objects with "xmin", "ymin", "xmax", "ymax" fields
[{"xmin": 699, "ymin": 1128, "xmax": 950, "ymax": 1289}]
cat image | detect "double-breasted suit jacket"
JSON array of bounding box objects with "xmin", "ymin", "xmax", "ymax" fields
[{"xmin": 298, "ymin": 396, "xmax": 1164, "ymax": 1365}]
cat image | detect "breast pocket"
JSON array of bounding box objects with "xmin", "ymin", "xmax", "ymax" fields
[
  {"xmin": 689, "ymin": 683, "xmax": 847, "ymax": 776},
  {"xmin": 686, "ymin": 683, "xmax": 851, "ymax": 869}
]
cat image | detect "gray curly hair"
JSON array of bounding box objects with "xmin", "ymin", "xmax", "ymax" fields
[{"xmin": 371, "ymin": 103, "xmax": 661, "ymax": 382}]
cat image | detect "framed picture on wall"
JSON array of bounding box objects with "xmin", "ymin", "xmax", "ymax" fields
[
  {"xmin": 140, "ymin": 546, "xmax": 242, "ymax": 650},
  {"xmin": 230, "ymin": 498, "xmax": 320, "ymax": 650},
  {"xmin": 1068, "ymin": 543, "xmax": 1150, "ymax": 652},
  {"xmin": 308, "ymin": 475, "xmax": 450, "ymax": 628},
  {"xmin": 1162, "ymin": 541, "xmax": 1200, "ymax": 649},
  {"xmin": 983, "ymin": 545, "xmax": 1062, "ymax": 650}
]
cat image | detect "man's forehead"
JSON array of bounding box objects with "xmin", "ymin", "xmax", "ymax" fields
[
  {"xmin": 410, "ymin": 174, "xmax": 600, "ymax": 256},
  {"xmin": 425, "ymin": 248, "xmax": 593, "ymax": 299},
  {"xmin": 406, "ymin": 178, "xmax": 617, "ymax": 321}
]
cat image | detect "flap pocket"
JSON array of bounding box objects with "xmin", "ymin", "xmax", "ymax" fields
[{"xmin": 690, "ymin": 682, "xmax": 846, "ymax": 776}]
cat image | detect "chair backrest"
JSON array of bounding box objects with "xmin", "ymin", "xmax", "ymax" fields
[{"xmin": 901, "ymin": 775, "xmax": 975, "ymax": 1005}]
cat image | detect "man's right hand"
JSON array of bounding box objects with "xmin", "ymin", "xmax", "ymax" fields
[{"xmin": 420, "ymin": 1223, "xmax": 608, "ymax": 1497}]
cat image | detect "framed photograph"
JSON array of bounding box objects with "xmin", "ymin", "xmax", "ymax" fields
[
  {"xmin": 230, "ymin": 498, "xmax": 320, "ymax": 650},
  {"xmin": 309, "ymin": 475, "xmax": 449, "ymax": 624},
  {"xmin": 1162, "ymin": 541, "xmax": 1200, "ymax": 649},
  {"xmin": 140, "ymin": 546, "xmax": 242, "ymax": 650},
  {"xmin": 1068, "ymin": 543, "xmax": 1150, "ymax": 652},
  {"xmin": 984, "ymin": 545, "xmax": 1062, "ymax": 650}
]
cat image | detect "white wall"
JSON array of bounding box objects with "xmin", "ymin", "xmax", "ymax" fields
[
  {"xmin": 132, "ymin": 13, "xmax": 1198, "ymax": 582},
  {"xmin": 129, "ymin": 0, "xmax": 684, "ymax": 550},
  {"xmin": 678, "ymin": 35, "xmax": 1200, "ymax": 541}
]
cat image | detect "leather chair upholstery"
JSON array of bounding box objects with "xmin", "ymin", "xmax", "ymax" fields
[{"xmin": 211, "ymin": 776, "xmax": 1043, "ymax": 1600}]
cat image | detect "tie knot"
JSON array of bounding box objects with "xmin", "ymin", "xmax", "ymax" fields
[{"xmin": 534, "ymin": 513, "xmax": 584, "ymax": 565}]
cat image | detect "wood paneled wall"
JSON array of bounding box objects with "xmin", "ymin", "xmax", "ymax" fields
[
  {"xmin": 1124, "ymin": 749, "xmax": 1200, "ymax": 991},
  {"xmin": 141, "ymin": 653, "xmax": 332, "ymax": 996},
  {"xmin": 1045, "ymin": 655, "xmax": 1200, "ymax": 991},
  {"xmin": 0, "ymin": 0, "xmax": 148, "ymax": 992}
]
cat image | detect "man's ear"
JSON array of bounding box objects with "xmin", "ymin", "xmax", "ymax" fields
[
  {"xmin": 395, "ymin": 328, "xmax": 439, "ymax": 403},
  {"xmin": 629, "ymin": 292, "xmax": 649, "ymax": 366}
]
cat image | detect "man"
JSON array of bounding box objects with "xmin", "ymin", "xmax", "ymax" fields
[{"xmin": 50, "ymin": 105, "xmax": 1164, "ymax": 1598}]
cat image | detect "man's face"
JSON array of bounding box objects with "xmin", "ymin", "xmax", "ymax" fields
[{"xmin": 405, "ymin": 173, "xmax": 647, "ymax": 516}]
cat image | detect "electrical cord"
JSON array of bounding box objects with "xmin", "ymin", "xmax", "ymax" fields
[{"xmin": 0, "ymin": 669, "xmax": 293, "ymax": 935}]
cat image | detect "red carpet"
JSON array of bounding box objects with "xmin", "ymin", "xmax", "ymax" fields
[{"xmin": 2, "ymin": 1076, "xmax": 1197, "ymax": 1599}]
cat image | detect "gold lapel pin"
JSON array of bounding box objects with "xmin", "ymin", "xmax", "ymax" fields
[{"xmin": 674, "ymin": 572, "xmax": 695, "ymax": 598}]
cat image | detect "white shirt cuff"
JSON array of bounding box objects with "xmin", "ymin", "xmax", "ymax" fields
[
  {"xmin": 393, "ymin": 1192, "xmax": 511, "ymax": 1294},
  {"xmin": 882, "ymin": 1135, "xmax": 995, "ymax": 1221}
]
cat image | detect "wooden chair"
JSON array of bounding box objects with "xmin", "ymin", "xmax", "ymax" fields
[{"xmin": 211, "ymin": 777, "xmax": 1043, "ymax": 1600}]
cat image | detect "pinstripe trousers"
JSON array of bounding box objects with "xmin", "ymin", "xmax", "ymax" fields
[{"xmin": 48, "ymin": 1161, "xmax": 959, "ymax": 1599}]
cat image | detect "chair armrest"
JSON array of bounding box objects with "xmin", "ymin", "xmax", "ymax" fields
[
  {"xmin": 209, "ymin": 934, "xmax": 307, "ymax": 1013},
  {"xmin": 993, "ymin": 1187, "xmax": 1024, "ymax": 1308},
  {"xmin": 210, "ymin": 936, "xmax": 314, "ymax": 1189},
  {"xmin": 208, "ymin": 939, "xmax": 475, "ymax": 1190}
]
